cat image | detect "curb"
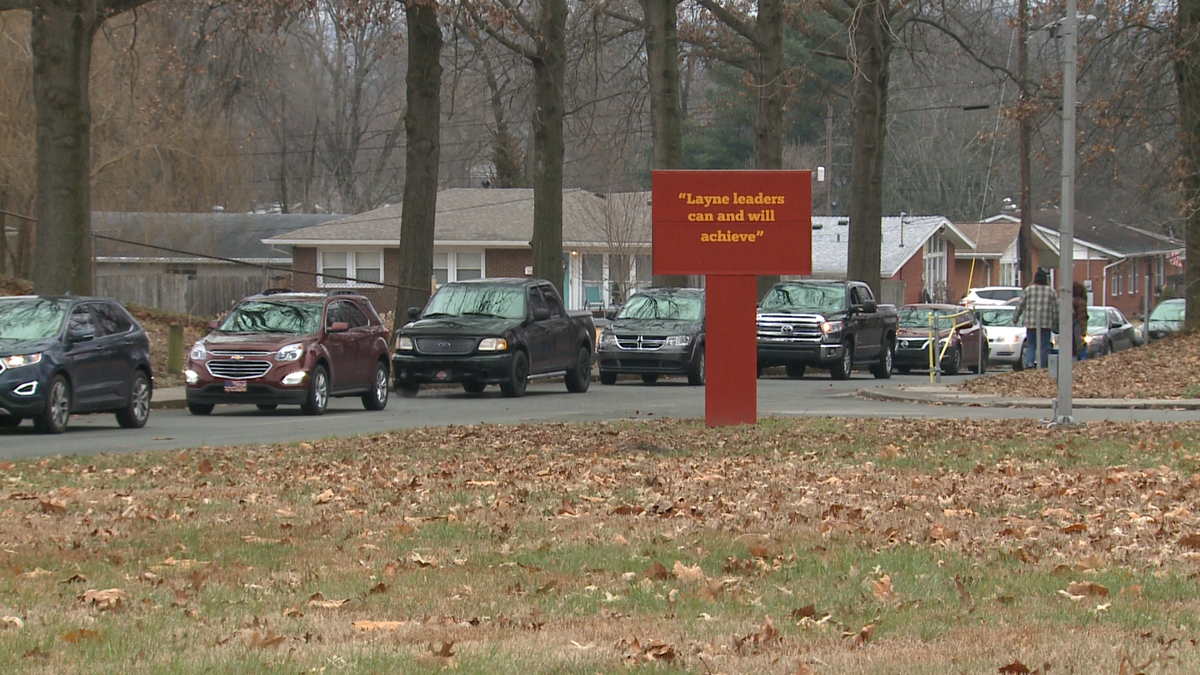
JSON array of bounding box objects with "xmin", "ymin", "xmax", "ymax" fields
[{"xmin": 859, "ymin": 387, "xmax": 1200, "ymax": 410}]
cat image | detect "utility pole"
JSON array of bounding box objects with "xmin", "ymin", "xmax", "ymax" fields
[
  {"xmin": 1054, "ymin": 0, "xmax": 1077, "ymax": 425},
  {"xmin": 1018, "ymin": 0, "xmax": 1032, "ymax": 285},
  {"xmin": 825, "ymin": 102, "xmax": 834, "ymax": 215}
]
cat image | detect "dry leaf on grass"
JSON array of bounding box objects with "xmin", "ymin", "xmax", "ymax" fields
[
  {"xmin": 673, "ymin": 560, "xmax": 706, "ymax": 584},
  {"xmin": 423, "ymin": 641, "xmax": 455, "ymax": 667},
  {"xmin": 619, "ymin": 637, "xmax": 677, "ymax": 664},
  {"xmin": 307, "ymin": 592, "xmax": 350, "ymax": 609},
  {"xmin": 312, "ymin": 489, "xmax": 335, "ymax": 505},
  {"xmin": 80, "ymin": 588, "xmax": 129, "ymax": 611},
  {"xmin": 248, "ymin": 629, "xmax": 286, "ymax": 649},
  {"xmin": 999, "ymin": 661, "xmax": 1030, "ymax": 674},
  {"xmin": 794, "ymin": 661, "xmax": 815, "ymax": 675},
  {"xmin": 843, "ymin": 623, "xmax": 874, "ymax": 648},
  {"xmin": 872, "ymin": 575, "xmax": 900, "ymax": 602},
  {"xmin": 61, "ymin": 628, "xmax": 100, "ymax": 643},
  {"xmin": 1066, "ymin": 581, "xmax": 1109, "ymax": 597},
  {"xmin": 352, "ymin": 620, "xmax": 406, "ymax": 631},
  {"xmin": 38, "ymin": 499, "xmax": 67, "ymax": 515},
  {"xmin": 645, "ymin": 561, "xmax": 671, "ymax": 580},
  {"xmin": 2, "ymin": 616, "xmax": 24, "ymax": 630}
]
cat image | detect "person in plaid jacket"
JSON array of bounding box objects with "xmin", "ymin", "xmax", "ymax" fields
[{"xmin": 1012, "ymin": 267, "xmax": 1059, "ymax": 369}]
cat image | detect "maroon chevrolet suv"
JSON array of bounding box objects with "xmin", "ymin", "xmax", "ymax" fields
[{"xmin": 184, "ymin": 290, "xmax": 391, "ymax": 415}]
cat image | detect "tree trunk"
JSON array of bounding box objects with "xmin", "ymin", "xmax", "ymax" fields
[
  {"xmin": 530, "ymin": 0, "xmax": 567, "ymax": 297},
  {"xmin": 639, "ymin": 0, "xmax": 687, "ymax": 289},
  {"xmin": 754, "ymin": 0, "xmax": 783, "ymax": 300},
  {"xmin": 1017, "ymin": 0, "xmax": 1033, "ymax": 285},
  {"xmin": 845, "ymin": 1, "xmax": 889, "ymax": 298},
  {"xmin": 1177, "ymin": 0, "xmax": 1200, "ymax": 330},
  {"xmin": 393, "ymin": 0, "xmax": 443, "ymax": 327},
  {"xmin": 30, "ymin": 6, "xmax": 98, "ymax": 295}
]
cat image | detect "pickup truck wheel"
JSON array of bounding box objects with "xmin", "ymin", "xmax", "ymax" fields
[
  {"xmin": 599, "ymin": 370, "xmax": 617, "ymax": 385},
  {"xmin": 830, "ymin": 340, "xmax": 853, "ymax": 380},
  {"xmin": 687, "ymin": 346, "xmax": 706, "ymax": 386},
  {"xmin": 943, "ymin": 346, "xmax": 962, "ymax": 376},
  {"xmin": 187, "ymin": 402, "xmax": 214, "ymax": 416},
  {"xmin": 462, "ymin": 381, "xmax": 487, "ymax": 394},
  {"xmin": 785, "ymin": 363, "xmax": 806, "ymax": 379},
  {"xmin": 565, "ymin": 346, "xmax": 591, "ymax": 393},
  {"xmin": 641, "ymin": 373, "xmax": 659, "ymax": 384},
  {"xmin": 870, "ymin": 340, "xmax": 893, "ymax": 379},
  {"xmin": 500, "ymin": 351, "xmax": 529, "ymax": 398}
]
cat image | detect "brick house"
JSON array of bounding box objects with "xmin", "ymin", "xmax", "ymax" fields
[
  {"xmin": 262, "ymin": 188, "xmax": 654, "ymax": 313},
  {"xmin": 1031, "ymin": 210, "xmax": 1185, "ymax": 318},
  {"xmin": 805, "ymin": 215, "xmax": 975, "ymax": 306}
]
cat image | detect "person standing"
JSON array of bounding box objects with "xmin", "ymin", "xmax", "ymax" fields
[
  {"xmin": 1072, "ymin": 281, "xmax": 1089, "ymax": 360},
  {"xmin": 1012, "ymin": 267, "xmax": 1059, "ymax": 369}
]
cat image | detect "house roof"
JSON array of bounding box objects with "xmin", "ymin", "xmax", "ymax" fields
[
  {"xmin": 811, "ymin": 215, "xmax": 972, "ymax": 278},
  {"xmin": 93, "ymin": 212, "xmax": 342, "ymax": 261},
  {"xmin": 1031, "ymin": 209, "xmax": 1183, "ymax": 257},
  {"xmin": 954, "ymin": 222, "xmax": 1020, "ymax": 258},
  {"xmin": 263, "ymin": 188, "xmax": 651, "ymax": 247}
]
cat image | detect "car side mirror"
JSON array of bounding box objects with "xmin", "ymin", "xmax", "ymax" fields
[
  {"xmin": 68, "ymin": 327, "xmax": 95, "ymax": 343},
  {"xmin": 533, "ymin": 308, "xmax": 551, "ymax": 322},
  {"xmin": 861, "ymin": 299, "xmax": 877, "ymax": 313},
  {"xmin": 407, "ymin": 306, "xmax": 422, "ymax": 320},
  {"xmin": 207, "ymin": 320, "xmax": 220, "ymax": 330},
  {"xmin": 605, "ymin": 308, "xmax": 617, "ymax": 321},
  {"xmin": 328, "ymin": 321, "xmax": 349, "ymax": 333}
]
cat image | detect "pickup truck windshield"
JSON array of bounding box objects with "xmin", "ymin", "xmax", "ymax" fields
[
  {"xmin": 618, "ymin": 294, "xmax": 702, "ymax": 321},
  {"xmin": 897, "ymin": 307, "xmax": 962, "ymax": 330},
  {"xmin": 0, "ymin": 297, "xmax": 69, "ymax": 341},
  {"xmin": 759, "ymin": 284, "xmax": 846, "ymax": 313},
  {"xmin": 424, "ymin": 285, "xmax": 526, "ymax": 320},
  {"xmin": 220, "ymin": 301, "xmax": 322, "ymax": 334}
]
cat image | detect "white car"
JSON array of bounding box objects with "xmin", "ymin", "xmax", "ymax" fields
[
  {"xmin": 976, "ymin": 305, "xmax": 1026, "ymax": 370},
  {"xmin": 960, "ymin": 286, "xmax": 1022, "ymax": 307}
]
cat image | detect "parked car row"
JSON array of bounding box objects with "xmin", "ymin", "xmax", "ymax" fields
[{"xmin": 2, "ymin": 280, "xmax": 1184, "ymax": 434}]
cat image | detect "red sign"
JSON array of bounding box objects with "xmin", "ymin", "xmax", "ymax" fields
[
  {"xmin": 652, "ymin": 170, "xmax": 812, "ymax": 276},
  {"xmin": 651, "ymin": 170, "xmax": 814, "ymax": 428}
]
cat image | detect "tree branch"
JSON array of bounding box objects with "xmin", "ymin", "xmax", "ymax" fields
[{"xmin": 693, "ymin": 0, "xmax": 759, "ymax": 48}]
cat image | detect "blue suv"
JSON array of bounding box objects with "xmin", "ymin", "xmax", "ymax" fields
[{"xmin": 0, "ymin": 296, "xmax": 153, "ymax": 434}]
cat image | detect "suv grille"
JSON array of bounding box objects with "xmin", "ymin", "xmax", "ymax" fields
[
  {"xmin": 414, "ymin": 337, "xmax": 478, "ymax": 355},
  {"xmin": 614, "ymin": 334, "xmax": 666, "ymax": 351},
  {"xmin": 207, "ymin": 360, "xmax": 272, "ymax": 379},
  {"xmin": 757, "ymin": 313, "xmax": 823, "ymax": 341}
]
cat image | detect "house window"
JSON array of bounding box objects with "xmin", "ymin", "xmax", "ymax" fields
[
  {"xmin": 923, "ymin": 237, "xmax": 947, "ymax": 301},
  {"xmin": 319, "ymin": 250, "xmax": 384, "ymax": 287},
  {"xmin": 1155, "ymin": 256, "xmax": 1165, "ymax": 288},
  {"xmin": 635, "ymin": 254, "xmax": 653, "ymax": 285},
  {"xmin": 1113, "ymin": 272, "xmax": 1121, "ymax": 295},
  {"xmin": 1128, "ymin": 259, "xmax": 1138, "ymax": 294},
  {"xmin": 432, "ymin": 251, "xmax": 486, "ymax": 288},
  {"xmin": 1000, "ymin": 262, "xmax": 1018, "ymax": 287}
]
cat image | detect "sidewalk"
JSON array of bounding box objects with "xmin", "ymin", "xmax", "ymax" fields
[
  {"xmin": 152, "ymin": 383, "xmax": 1200, "ymax": 411},
  {"xmin": 859, "ymin": 383, "xmax": 1200, "ymax": 410}
]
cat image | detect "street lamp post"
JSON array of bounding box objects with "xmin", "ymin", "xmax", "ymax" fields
[{"xmin": 1054, "ymin": 0, "xmax": 1077, "ymax": 425}]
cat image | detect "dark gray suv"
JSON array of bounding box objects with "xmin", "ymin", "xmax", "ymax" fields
[{"xmin": 0, "ymin": 296, "xmax": 153, "ymax": 434}]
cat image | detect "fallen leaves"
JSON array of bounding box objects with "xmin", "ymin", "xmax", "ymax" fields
[
  {"xmin": 247, "ymin": 629, "xmax": 285, "ymax": 649},
  {"xmin": 1, "ymin": 616, "xmax": 23, "ymax": 630},
  {"xmin": 307, "ymin": 593, "xmax": 350, "ymax": 610},
  {"xmin": 80, "ymin": 588, "xmax": 129, "ymax": 611},
  {"xmin": 352, "ymin": 620, "xmax": 406, "ymax": 632}
]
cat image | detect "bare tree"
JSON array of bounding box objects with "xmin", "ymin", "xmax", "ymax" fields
[
  {"xmin": 394, "ymin": 0, "xmax": 444, "ymax": 323},
  {"xmin": 578, "ymin": 189, "xmax": 651, "ymax": 303},
  {"xmin": 466, "ymin": 0, "xmax": 568, "ymax": 295}
]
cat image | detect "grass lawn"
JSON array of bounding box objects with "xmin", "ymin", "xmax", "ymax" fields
[{"xmin": 2, "ymin": 417, "xmax": 1199, "ymax": 674}]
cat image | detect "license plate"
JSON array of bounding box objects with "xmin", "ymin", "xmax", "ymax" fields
[{"xmin": 224, "ymin": 380, "xmax": 247, "ymax": 393}]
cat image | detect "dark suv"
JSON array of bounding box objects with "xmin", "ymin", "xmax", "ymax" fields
[
  {"xmin": 0, "ymin": 295, "xmax": 153, "ymax": 434},
  {"xmin": 185, "ymin": 290, "xmax": 391, "ymax": 415}
]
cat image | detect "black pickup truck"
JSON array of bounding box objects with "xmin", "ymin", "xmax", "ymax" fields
[
  {"xmin": 756, "ymin": 280, "xmax": 898, "ymax": 380},
  {"xmin": 391, "ymin": 278, "xmax": 595, "ymax": 398}
]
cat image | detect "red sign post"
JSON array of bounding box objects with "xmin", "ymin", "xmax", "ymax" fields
[{"xmin": 652, "ymin": 171, "xmax": 812, "ymax": 426}]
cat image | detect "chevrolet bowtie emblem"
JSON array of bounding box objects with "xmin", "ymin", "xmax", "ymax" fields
[{"xmin": 231, "ymin": 355, "xmax": 244, "ymax": 360}]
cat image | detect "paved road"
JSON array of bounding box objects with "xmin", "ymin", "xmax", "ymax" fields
[{"xmin": 4, "ymin": 372, "xmax": 1200, "ymax": 459}]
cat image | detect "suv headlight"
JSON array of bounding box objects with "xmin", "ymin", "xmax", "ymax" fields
[
  {"xmin": 1, "ymin": 353, "xmax": 42, "ymax": 369},
  {"xmin": 820, "ymin": 320, "xmax": 843, "ymax": 335},
  {"xmin": 478, "ymin": 337, "xmax": 508, "ymax": 351},
  {"xmin": 664, "ymin": 335, "xmax": 691, "ymax": 347},
  {"xmin": 276, "ymin": 343, "xmax": 304, "ymax": 362},
  {"xmin": 396, "ymin": 336, "xmax": 414, "ymax": 351},
  {"xmin": 599, "ymin": 331, "xmax": 617, "ymax": 347},
  {"xmin": 189, "ymin": 342, "xmax": 207, "ymax": 360}
]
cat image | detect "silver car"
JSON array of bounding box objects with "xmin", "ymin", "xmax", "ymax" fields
[{"xmin": 977, "ymin": 305, "xmax": 1027, "ymax": 370}]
